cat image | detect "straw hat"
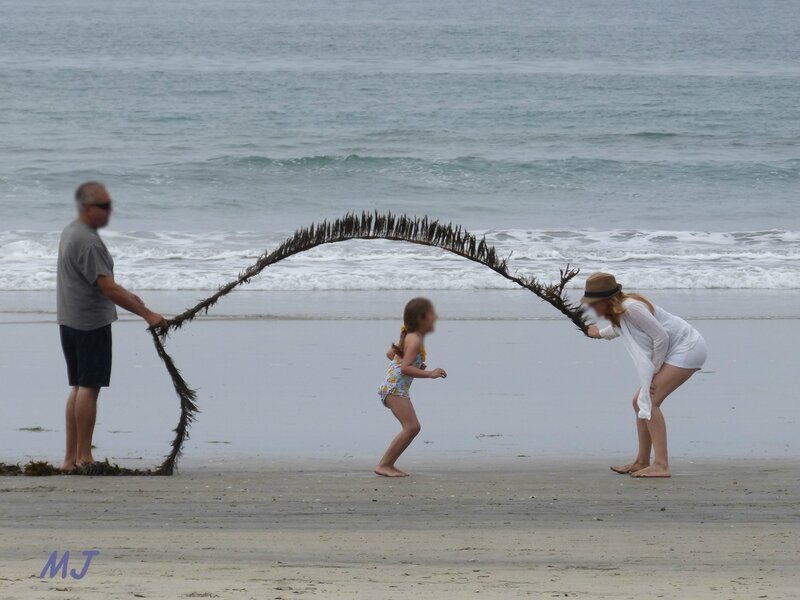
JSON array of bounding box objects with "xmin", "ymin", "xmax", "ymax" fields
[{"xmin": 581, "ymin": 272, "xmax": 622, "ymax": 304}]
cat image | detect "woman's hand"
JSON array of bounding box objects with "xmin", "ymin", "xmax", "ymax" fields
[
  {"xmin": 649, "ymin": 367, "xmax": 662, "ymax": 398},
  {"xmin": 428, "ymin": 367, "xmax": 447, "ymax": 379},
  {"xmin": 587, "ymin": 324, "xmax": 601, "ymax": 339}
]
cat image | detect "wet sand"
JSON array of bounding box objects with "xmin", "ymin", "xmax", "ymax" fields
[
  {"xmin": 1, "ymin": 298, "xmax": 797, "ymax": 463},
  {"xmin": 1, "ymin": 458, "xmax": 798, "ymax": 599}
]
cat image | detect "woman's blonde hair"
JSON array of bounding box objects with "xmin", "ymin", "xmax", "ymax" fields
[
  {"xmin": 606, "ymin": 291, "xmax": 655, "ymax": 327},
  {"xmin": 392, "ymin": 297, "xmax": 434, "ymax": 357}
]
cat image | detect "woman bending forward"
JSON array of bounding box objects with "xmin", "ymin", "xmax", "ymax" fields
[{"xmin": 583, "ymin": 272, "xmax": 707, "ymax": 478}]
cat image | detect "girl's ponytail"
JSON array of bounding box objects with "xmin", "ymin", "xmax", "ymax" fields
[{"xmin": 393, "ymin": 325, "xmax": 409, "ymax": 357}]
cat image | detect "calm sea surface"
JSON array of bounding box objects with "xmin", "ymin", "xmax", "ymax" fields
[{"xmin": 1, "ymin": 0, "xmax": 799, "ymax": 291}]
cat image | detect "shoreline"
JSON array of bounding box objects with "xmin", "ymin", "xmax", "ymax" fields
[
  {"xmin": 2, "ymin": 288, "xmax": 799, "ymax": 323},
  {"xmin": 5, "ymin": 454, "xmax": 800, "ymax": 478}
]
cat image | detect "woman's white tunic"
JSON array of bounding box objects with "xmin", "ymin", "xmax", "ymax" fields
[{"xmin": 599, "ymin": 299, "xmax": 704, "ymax": 419}]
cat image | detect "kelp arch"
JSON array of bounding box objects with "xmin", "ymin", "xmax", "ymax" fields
[{"xmin": 150, "ymin": 212, "xmax": 589, "ymax": 475}]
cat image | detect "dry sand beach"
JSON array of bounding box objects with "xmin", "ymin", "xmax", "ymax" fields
[{"xmin": 1, "ymin": 459, "xmax": 798, "ymax": 599}]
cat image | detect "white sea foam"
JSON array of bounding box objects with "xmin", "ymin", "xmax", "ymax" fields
[{"xmin": 1, "ymin": 229, "xmax": 798, "ymax": 292}]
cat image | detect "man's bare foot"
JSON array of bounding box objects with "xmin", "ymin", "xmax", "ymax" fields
[
  {"xmin": 374, "ymin": 465, "xmax": 409, "ymax": 477},
  {"xmin": 59, "ymin": 461, "xmax": 77, "ymax": 473},
  {"xmin": 610, "ymin": 462, "xmax": 649, "ymax": 474},
  {"xmin": 631, "ymin": 464, "xmax": 671, "ymax": 478}
]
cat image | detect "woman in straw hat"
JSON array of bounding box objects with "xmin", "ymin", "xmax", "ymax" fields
[{"xmin": 583, "ymin": 273, "xmax": 707, "ymax": 478}]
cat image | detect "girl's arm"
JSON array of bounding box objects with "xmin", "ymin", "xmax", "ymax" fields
[
  {"xmin": 626, "ymin": 301, "xmax": 669, "ymax": 369},
  {"xmin": 386, "ymin": 346, "xmax": 396, "ymax": 360},
  {"xmin": 399, "ymin": 334, "xmax": 433, "ymax": 378}
]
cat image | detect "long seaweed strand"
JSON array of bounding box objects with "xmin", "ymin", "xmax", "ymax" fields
[
  {"xmin": 152, "ymin": 212, "xmax": 588, "ymax": 475},
  {"xmin": 4, "ymin": 212, "xmax": 587, "ymax": 476}
]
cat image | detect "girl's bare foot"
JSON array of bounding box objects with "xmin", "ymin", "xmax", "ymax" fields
[
  {"xmin": 610, "ymin": 462, "xmax": 649, "ymax": 474},
  {"xmin": 374, "ymin": 465, "xmax": 409, "ymax": 477},
  {"xmin": 631, "ymin": 464, "xmax": 671, "ymax": 478},
  {"xmin": 59, "ymin": 461, "xmax": 77, "ymax": 473}
]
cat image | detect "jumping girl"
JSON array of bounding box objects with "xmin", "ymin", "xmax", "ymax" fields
[
  {"xmin": 583, "ymin": 272, "xmax": 708, "ymax": 478},
  {"xmin": 375, "ymin": 297, "xmax": 447, "ymax": 477}
]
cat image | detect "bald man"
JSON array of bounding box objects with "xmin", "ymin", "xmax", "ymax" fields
[{"xmin": 57, "ymin": 182, "xmax": 168, "ymax": 471}]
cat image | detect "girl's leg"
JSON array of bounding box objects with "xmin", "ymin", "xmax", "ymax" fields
[
  {"xmin": 611, "ymin": 389, "xmax": 653, "ymax": 473},
  {"xmin": 632, "ymin": 364, "xmax": 696, "ymax": 478},
  {"xmin": 375, "ymin": 395, "xmax": 421, "ymax": 477}
]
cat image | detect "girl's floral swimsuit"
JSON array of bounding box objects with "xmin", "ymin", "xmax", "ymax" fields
[{"xmin": 378, "ymin": 347, "xmax": 426, "ymax": 406}]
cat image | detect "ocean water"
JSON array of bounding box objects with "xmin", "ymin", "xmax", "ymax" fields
[
  {"xmin": 1, "ymin": 229, "xmax": 799, "ymax": 292},
  {"xmin": 1, "ymin": 0, "xmax": 799, "ymax": 292}
]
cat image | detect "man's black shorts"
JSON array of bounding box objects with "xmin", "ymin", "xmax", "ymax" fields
[{"xmin": 59, "ymin": 324, "xmax": 112, "ymax": 388}]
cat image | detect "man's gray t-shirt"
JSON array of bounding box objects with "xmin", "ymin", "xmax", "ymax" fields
[{"xmin": 56, "ymin": 220, "xmax": 118, "ymax": 331}]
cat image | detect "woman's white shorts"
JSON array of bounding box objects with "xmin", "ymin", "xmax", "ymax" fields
[{"xmin": 665, "ymin": 335, "xmax": 708, "ymax": 370}]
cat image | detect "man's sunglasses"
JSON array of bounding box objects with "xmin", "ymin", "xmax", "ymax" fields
[{"xmin": 88, "ymin": 202, "xmax": 112, "ymax": 211}]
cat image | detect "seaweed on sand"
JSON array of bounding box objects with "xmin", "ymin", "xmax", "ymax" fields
[
  {"xmin": 0, "ymin": 463, "xmax": 23, "ymax": 476},
  {"xmin": 0, "ymin": 460, "xmax": 154, "ymax": 477}
]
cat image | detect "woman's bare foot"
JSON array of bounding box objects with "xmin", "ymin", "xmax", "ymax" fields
[
  {"xmin": 610, "ymin": 462, "xmax": 649, "ymax": 474},
  {"xmin": 374, "ymin": 465, "xmax": 409, "ymax": 477},
  {"xmin": 59, "ymin": 461, "xmax": 77, "ymax": 473},
  {"xmin": 631, "ymin": 464, "xmax": 671, "ymax": 478}
]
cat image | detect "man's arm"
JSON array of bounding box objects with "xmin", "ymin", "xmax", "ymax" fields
[{"xmin": 96, "ymin": 275, "xmax": 168, "ymax": 330}]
